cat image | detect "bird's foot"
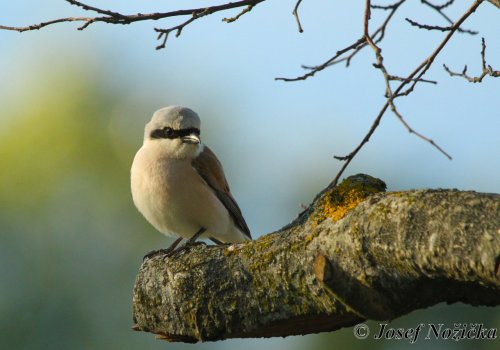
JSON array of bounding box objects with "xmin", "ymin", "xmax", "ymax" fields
[
  {"xmin": 187, "ymin": 241, "xmax": 207, "ymax": 247},
  {"xmin": 143, "ymin": 248, "xmax": 173, "ymax": 261},
  {"xmin": 161, "ymin": 241, "xmax": 207, "ymax": 259},
  {"xmin": 143, "ymin": 236, "xmax": 185, "ymax": 261},
  {"xmin": 144, "ymin": 229, "xmax": 207, "ymax": 261}
]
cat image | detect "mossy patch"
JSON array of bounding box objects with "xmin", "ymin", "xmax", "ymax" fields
[{"xmin": 308, "ymin": 174, "xmax": 386, "ymax": 229}]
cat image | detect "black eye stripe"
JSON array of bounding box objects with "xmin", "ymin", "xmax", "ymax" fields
[
  {"xmin": 176, "ymin": 128, "xmax": 200, "ymax": 138},
  {"xmin": 150, "ymin": 127, "xmax": 200, "ymax": 139}
]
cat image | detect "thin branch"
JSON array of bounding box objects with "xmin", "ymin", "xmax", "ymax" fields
[
  {"xmin": 155, "ymin": 9, "xmax": 211, "ymax": 50},
  {"xmin": 370, "ymin": 0, "xmax": 407, "ymax": 10},
  {"xmin": 387, "ymin": 75, "xmax": 437, "ymax": 84},
  {"xmin": 397, "ymin": 1, "xmax": 484, "ymax": 98},
  {"xmin": 64, "ymin": 0, "xmax": 128, "ymax": 19},
  {"xmin": 0, "ymin": 0, "xmax": 265, "ymax": 48},
  {"xmin": 157, "ymin": 2, "xmax": 258, "ymax": 50},
  {"xmin": 223, "ymin": 4, "xmax": 255, "ymax": 23},
  {"xmin": 293, "ymin": 0, "xmax": 304, "ymax": 33},
  {"xmin": 443, "ymin": 37, "xmax": 500, "ymax": 82},
  {"xmin": 276, "ymin": 0, "xmax": 406, "ymax": 81},
  {"xmin": 405, "ymin": 17, "xmax": 455, "ymax": 31},
  {"xmin": 0, "ymin": 17, "xmax": 93, "ymax": 32},
  {"xmin": 330, "ymin": 0, "xmax": 483, "ymax": 186},
  {"xmin": 388, "ymin": 101, "xmax": 452, "ymax": 159},
  {"xmin": 420, "ymin": 0, "xmax": 478, "ymax": 34},
  {"xmin": 275, "ymin": 38, "xmax": 366, "ymax": 81},
  {"xmin": 327, "ymin": 0, "xmax": 405, "ymax": 68},
  {"xmin": 428, "ymin": 0, "xmax": 456, "ymax": 10}
]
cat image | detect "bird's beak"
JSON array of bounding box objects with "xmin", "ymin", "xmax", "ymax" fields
[{"xmin": 181, "ymin": 134, "xmax": 200, "ymax": 144}]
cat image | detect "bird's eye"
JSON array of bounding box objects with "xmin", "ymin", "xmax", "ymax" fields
[
  {"xmin": 150, "ymin": 127, "xmax": 177, "ymax": 139},
  {"xmin": 163, "ymin": 127, "xmax": 174, "ymax": 137}
]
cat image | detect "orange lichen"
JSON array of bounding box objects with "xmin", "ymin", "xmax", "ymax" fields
[
  {"xmin": 307, "ymin": 174, "xmax": 386, "ymax": 229},
  {"xmin": 321, "ymin": 189, "xmax": 366, "ymax": 222}
]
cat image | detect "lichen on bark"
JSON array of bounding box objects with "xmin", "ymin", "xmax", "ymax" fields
[{"xmin": 132, "ymin": 174, "xmax": 500, "ymax": 342}]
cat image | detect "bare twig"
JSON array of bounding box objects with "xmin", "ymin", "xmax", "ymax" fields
[
  {"xmin": 366, "ymin": 1, "xmax": 449, "ymax": 161},
  {"xmin": 64, "ymin": 0, "xmax": 128, "ymax": 19},
  {"xmin": 371, "ymin": 0, "xmax": 407, "ymax": 10},
  {"xmin": 276, "ymin": 0, "xmax": 481, "ymax": 186},
  {"xmin": 443, "ymin": 37, "xmax": 500, "ymax": 82},
  {"xmin": 420, "ymin": 0, "xmax": 478, "ymax": 34},
  {"xmin": 277, "ymin": 0, "xmax": 406, "ymax": 80},
  {"xmin": 293, "ymin": 0, "xmax": 304, "ymax": 33},
  {"xmin": 275, "ymin": 38, "xmax": 366, "ymax": 81},
  {"xmin": 328, "ymin": 0, "xmax": 406, "ymax": 68},
  {"xmin": 0, "ymin": 17, "xmax": 93, "ymax": 32},
  {"xmin": 427, "ymin": 0, "xmax": 456, "ymax": 10},
  {"xmin": 155, "ymin": 9, "xmax": 210, "ymax": 50},
  {"xmin": 330, "ymin": 0, "xmax": 484, "ymax": 186},
  {"xmin": 223, "ymin": 4, "xmax": 255, "ymax": 23},
  {"xmin": 388, "ymin": 101, "xmax": 452, "ymax": 159},
  {"xmin": 405, "ymin": 17, "xmax": 455, "ymax": 31},
  {"xmin": 397, "ymin": 2, "xmax": 484, "ymax": 99},
  {"xmin": 387, "ymin": 75, "xmax": 437, "ymax": 84},
  {"xmin": 0, "ymin": 0, "xmax": 265, "ymax": 48}
]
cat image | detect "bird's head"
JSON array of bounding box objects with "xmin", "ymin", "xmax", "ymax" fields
[{"xmin": 144, "ymin": 106, "xmax": 203, "ymax": 159}]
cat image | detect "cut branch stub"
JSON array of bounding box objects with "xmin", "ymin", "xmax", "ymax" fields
[{"xmin": 132, "ymin": 174, "xmax": 500, "ymax": 342}]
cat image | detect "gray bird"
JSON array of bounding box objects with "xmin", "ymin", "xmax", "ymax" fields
[{"xmin": 131, "ymin": 106, "xmax": 251, "ymax": 258}]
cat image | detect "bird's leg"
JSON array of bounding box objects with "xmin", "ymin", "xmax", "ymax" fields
[
  {"xmin": 143, "ymin": 236, "xmax": 183, "ymax": 261},
  {"xmin": 184, "ymin": 227, "xmax": 207, "ymax": 247},
  {"xmin": 143, "ymin": 228, "xmax": 208, "ymax": 261},
  {"xmin": 160, "ymin": 228, "xmax": 207, "ymax": 259},
  {"xmin": 209, "ymin": 237, "xmax": 226, "ymax": 245}
]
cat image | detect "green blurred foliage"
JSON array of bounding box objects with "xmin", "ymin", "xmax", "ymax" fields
[{"xmin": 0, "ymin": 66, "xmax": 159, "ymax": 349}]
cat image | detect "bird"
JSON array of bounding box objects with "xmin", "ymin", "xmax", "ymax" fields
[{"xmin": 131, "ymin": 106, "xmax": 251, "ymax": 258}]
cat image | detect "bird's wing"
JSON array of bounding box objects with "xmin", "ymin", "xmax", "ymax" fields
[{"xmin": 191, "ymin": 146, "xmax": 252, "ymax": 239}]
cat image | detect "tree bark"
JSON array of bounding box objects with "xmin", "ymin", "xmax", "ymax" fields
[{"xmin": 132, "ymin": 174, "xmax": 500, "ymax": 343}]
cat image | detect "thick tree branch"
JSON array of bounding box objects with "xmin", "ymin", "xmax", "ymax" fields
[{"xmin": 132, "ymin": 174, "xmax": 500, "ymax": 343}]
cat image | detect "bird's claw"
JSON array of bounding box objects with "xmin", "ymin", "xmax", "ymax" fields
[
  {"xmin": 143, "ymin": 248, "xmax": 172, "ymax": 261},
  {"xmin": 160, "ymin": 241, "xmax": 207, "ymax": 259}
]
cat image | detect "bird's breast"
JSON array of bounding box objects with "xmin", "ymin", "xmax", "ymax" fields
[{"xmin": 131, "ymin": 147, "xmax": 230, "ymax": 238}]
